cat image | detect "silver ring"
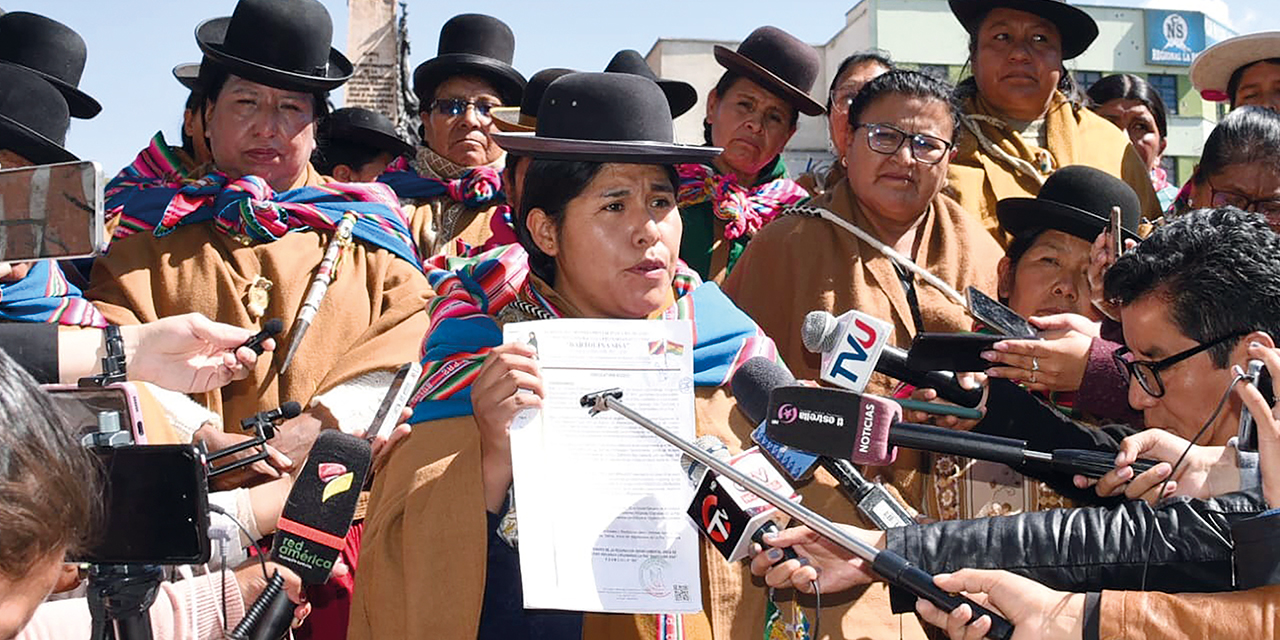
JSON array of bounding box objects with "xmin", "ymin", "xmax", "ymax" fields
[
  {"xmin": 1032, "ymin": 357, "xmax": 1040, "ymax": 372},
  {"xmin": 1030, "ymin": 371, "xmax": 1037, "ymax": 384}
]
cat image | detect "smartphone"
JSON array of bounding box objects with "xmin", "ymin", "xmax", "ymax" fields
[
  {"xmin": 366, "ymin": 361, "xmax": 422, "ymax": 442},
  {"xmin": 907, "ymin": 332, "xmax": 1003, "ymax": 373},
  {"xmin": 72, "ymin": 444, "xmax": 211, "ymax": 565},
  {"xmin": 1238, "ymin": 361, "xmax": 1274, "ymax": 453},
  {"xmin": 44, "ymin": 383, "xmax": 147, "ymax": 444},
  {"xmin": 1109, "ymin": 206, "xmax": 1123, "ymax": 261},
  {"xmin": 965, "ymin": 286, "xmax": 1037, "ymax": 339},
  {"xmin": 0, "ymin": 161, "xmax": 105, "ymax": 262}
]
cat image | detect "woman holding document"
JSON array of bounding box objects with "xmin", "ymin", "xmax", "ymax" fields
[{"xmin": 350, "ymin": 72, "xmax": 919, "ymax": 639}]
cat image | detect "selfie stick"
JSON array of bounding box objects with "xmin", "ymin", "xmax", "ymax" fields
[{"xmin": 580, "ymin": 388, "xmax": 1015, "ymax": 640}]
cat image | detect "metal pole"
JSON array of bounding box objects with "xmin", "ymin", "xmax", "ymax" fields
[
  {"xmin": 582, "ymin": 389, "xmax": 881, "ymax": 563},
  {"xmin": 581, "ymin": 388, "xmax": 1015, "ymax": 640}
]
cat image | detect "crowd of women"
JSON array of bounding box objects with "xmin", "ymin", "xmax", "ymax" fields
[{"xmin": 3, "ymin": 0, "xmax": 1280, "ymax": 638}]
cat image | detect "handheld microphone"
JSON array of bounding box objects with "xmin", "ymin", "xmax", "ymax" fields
[
  {"xmin": 803, "ymin": 310, "xmax": 984, "ymax": 409},
  {"xmin": 732, "ymin": 357, "xmax": 914, "ymax": 530},
  {"xmin": 206, "ymin": 402, "xmax": 303, "ymax": 479},
  {"xmin": 764, "ymin": 385, "xmax": 1155, "ymax": 478},
  {"xmin": 240, "ymin": 318, "xmax": 285, "ymax": 355},
  {"xmin": 685, "ymin": 437, "xmax": 799, "ymax": 563},
  {"xmin": 231, "ymin": 431, "xmax": 372, "ymax": 640}
]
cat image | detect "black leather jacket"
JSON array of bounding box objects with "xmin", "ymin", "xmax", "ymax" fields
[{"xmin": 886, "ymin": 488, "xmax": 1268, "ymax": 613}]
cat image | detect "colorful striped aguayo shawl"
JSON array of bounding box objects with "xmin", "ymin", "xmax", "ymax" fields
[
  {"xmin": 0, "ymin": 259, "xmax": 106, "ymax": 327},
  {"xmin": 105, "ymin": 132, "xmax": 421, "ymax": 267},
  {"xmin": 676, "ymin": 163, "xmax": 808, "ymax": 241},
  {"xmin": 406, "ymin": 244, "xmax": 778, "ymax": 424},
  {"xmin": 376, "ymin": 155, "xmax": 505, "ymax": 208}
]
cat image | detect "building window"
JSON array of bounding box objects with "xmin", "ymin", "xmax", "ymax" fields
[
  {"xmin": 1148, "ymin": 74, "xmax": 1179, "ymax": 116},
  {"xmin": 919, "ymin": 64, "xmax": 948, "ymax": 80},
  {"xmin": 1160, "ymin": 155, "xmax": 1178, "ymax": 184},
  {"xmin": 1075, "ymin": 70, "xmax": 1102, "ymax": 91}
]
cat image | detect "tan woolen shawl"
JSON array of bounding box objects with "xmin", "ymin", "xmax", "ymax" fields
[
  {"xmin": 87, "ymin": 166, "xmax": 434, "ymax": 431},
  {"xmin": 724, "ymin": 177, "xmax": 1002, "ymax": 522},
  {"xmin": 948, "ymin": 91, "xmax": 1163, "ymax": 246},
  {"xmin": 351, "ymin": 278, "xmax": 928, "ymax": 639}
]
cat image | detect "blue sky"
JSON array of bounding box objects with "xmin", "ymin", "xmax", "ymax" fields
[{"xmin": 13, "ymin": 0, "xmax": 1278, "ymax": 174}]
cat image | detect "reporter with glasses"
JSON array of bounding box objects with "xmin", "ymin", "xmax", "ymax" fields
[{"xmin": 746, "ymin": 209, "xmax": 1279, "ymax": 622}]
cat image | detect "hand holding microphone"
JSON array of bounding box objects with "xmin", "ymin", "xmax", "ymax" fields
[
  {"xmin": 126, "ymin": 313, "xmax": 281, "ymax": 393},
  {"xmin": 802, "ymin": 310, "xmax": 986, "ymax": 417},
  {"xmin": 230, "ymin": 430, "xmax": 371, "ymax": 640}
]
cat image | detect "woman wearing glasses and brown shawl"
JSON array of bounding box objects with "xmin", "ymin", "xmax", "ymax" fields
[{"xmin": 725, "ymin": 69, "xmax": 1000, "ymax": 640}]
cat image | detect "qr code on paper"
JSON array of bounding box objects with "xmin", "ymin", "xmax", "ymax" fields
[{"xmin": 674, "ymin": 584, "xmax": 690, "ymax": 602}]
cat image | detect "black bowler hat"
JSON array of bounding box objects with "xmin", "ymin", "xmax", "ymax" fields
[
  {"xmin": 173, "ymin": 61, "xmax": 201, "ymax": 91},
  {"xmin": 195, "ymin": 0, "xmax": 352, "ymax": 93},
  {"xmin": 492, "ymin": 73, "xmax": 721, "ymax": 164},
  {"xmin": 604, "ymin": 49, "xmax": 697, "ymax": 118},
  {"xmin": 997, "ymin": 166, "xmax": 1141, "ymax": 242},
  {"xmin": 413, "ymin": 14, "xmax": 526, "ymax": 108},
  {"xmin": 714, "ymin": 26, "xmax": 824, "ymax": 116},
  {"xmin": 493, "ymin": 67, "xmax": 575, "ymax": 133},
  {"xmin": 949, "ymin": 0, "xmax": 1098, "ymax": 60},
  {"xmin": 0, "ymin": 12, "xmax": 100, "ymax": 119},
  {"xmin": 0, "ymin": 65, "xmax": 77, "ymax": 164},
  {"xmin": 318, "ymin": 108, "xmax": 413, "ymax": 158}
]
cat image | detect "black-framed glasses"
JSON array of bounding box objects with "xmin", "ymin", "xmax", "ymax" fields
[
  {"xmin": 1113, "ymin": 330, "xmax": 1249, "ymax": 397},
  {"xmin": 429, "ymin": 98, "xmax": 499, "ymax": 119},
  {"xmin": 853, "ymin": 123, "xmax": 953, "ymax": 165},
  {"xmin": 1207, "ymin": 180, "xmax": 1280, "ymax": 218}
]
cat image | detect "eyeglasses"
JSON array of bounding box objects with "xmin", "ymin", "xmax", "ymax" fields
[
  {"xmin": 829, "ymin": 86, "xmax": 862, "ymax": 113},
  {"xmin": 429, "ymin": 98, "xmax": 499, "ymax": 119},
  {"xmin": 1112, "ymin": 330, "xmax": 1249, "ymax": 397},
  {"xmin": 1207, "ymin": 180, "xmax": 1280, "ymax": 218},
  {"xmin": 852, "ymin": 123, "xmax": 953, "ymax": 165}
]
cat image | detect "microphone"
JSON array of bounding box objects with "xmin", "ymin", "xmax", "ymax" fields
[
  {"xmin": 581, "ymin": 388, "xmax": 1016, "ymax": 640},
  {"xmin": 732, "ymin": 357, "xmax": 914, "ymax": 530},
  {"xmin": 764, "ymin": 385, "xmax": 1155, "ymax": 478},
  {"xmin": 803, "ymin": 310, "xmax": 984, "ymax": 409},
  {"xmin": 206, "ymin": 402, "xmax": 304, "ymax": 479},
  {"xmin": 685, "ymin": 436, "xmax": 799, "ymax": 563},
  {"xmin": 240, "ymin": 318, "xmax": 285, "ymax": 355},
  {"xmin": 230, "ymin": 431, "xmax": 372, "ymax": 640}
]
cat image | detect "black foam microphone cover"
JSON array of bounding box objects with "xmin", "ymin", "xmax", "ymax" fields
[
  {"xmin": 270, "ymin": 430, "xmax": 371, "ymax": 584},
  {"xmin": 731, "ymin": 356, "xmax": 796, "ymax": 425}
]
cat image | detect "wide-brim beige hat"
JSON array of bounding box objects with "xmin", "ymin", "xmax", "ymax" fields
[{"xmin": 1190, "ymin": 31, "xmax": 1280, "ymax": 102}]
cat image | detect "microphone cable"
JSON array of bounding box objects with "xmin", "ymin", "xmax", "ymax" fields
[
  {"xmin": 208, "ymin": 503, "xmax": 271, "ymax": 636},
  {"xmin": 1138, "ymin": 368, "xmax": 1250, "ymax": 589}
]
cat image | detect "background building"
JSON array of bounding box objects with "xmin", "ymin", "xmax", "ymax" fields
[
  {"xmin": 646, "ymin": 0, "xmax": 1235, "ymax": 184},
  {"xmin": 346, "ymin": 0, "xmax": 417, "ymax": 141}
]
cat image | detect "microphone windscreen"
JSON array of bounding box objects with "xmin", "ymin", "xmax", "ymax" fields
[
  {"xmin": 849, "ymin": 395, "xmax": 901, "ymax": 467},
  {"xmin": 263, "ymin": 317, "xmax": 285, "ymax": 336},
  {"xmin": 271, "ymin": 431, "xmax": 372, "ymax": 584},
  {"xmin": 801, "ymin": 310, "xmax": 839, "ymax": 354},
  {"xmin": 280, "ymin": 401, "xmax": 303, "ymax": 420},
  {"xmin": 731, "ymin": 357, "xmax": 796, "ymax": 426}
]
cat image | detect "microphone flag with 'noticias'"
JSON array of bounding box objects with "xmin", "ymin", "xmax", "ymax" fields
[
  {"xmin": 765, "ymin": 385, "xmax": 901, "ymax": 467},
  {"xmin": 270, "ymin": 430, "xmax": 372, "ymax": 584}
]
